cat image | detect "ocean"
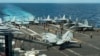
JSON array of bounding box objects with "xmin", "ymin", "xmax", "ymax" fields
[{"xmin": 0, "ymin": 3, "xmax": 100, "ymax": 27}]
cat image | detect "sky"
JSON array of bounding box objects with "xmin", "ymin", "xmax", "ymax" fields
[{"xmin": 0, "ymin": 0, "xmax": 100, "ymax": 3}]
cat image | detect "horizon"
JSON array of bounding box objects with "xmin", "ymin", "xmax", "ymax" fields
[
  {"xmin": 0, "ymin": 0, "xmax": 100, "ymax": 3},
  {"xmin": 0, "ymin": 2, "xmax": 100, "ymax": 4}
]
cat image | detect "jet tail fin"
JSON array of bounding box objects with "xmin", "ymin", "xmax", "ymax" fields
[
  {"xmin": 47, "ymin": 15, "xmax": 50, "ymax": 20},
  {"xmin": 11, "ymin": 16, "xmax": 16, "ymax": 22},
  {"xmin": 62, "ymin": 15, "xmax": 66, "ymax": 19},
  {"xmin": 69, "ymin": 16, "xmax": 72, "ymax": 20},
  {"xmin": 74, "ymin": 18, "xmax": 79, "ymax": 26},
  {"xmin": 84, "ymin": 19, "xmax": 89, "ymax": 26},
  {"xmin": 0, "ymin": 18, "xmax": 3, "ymax": 24},
  {"xmin": 75, "ymin": 18, "xmax": 79, "ymax": 23},
  {"xmin": 62, "ymin": 30, "xmax": 73, "ymax": 42},
  {"xmin": 56, "ymin": 30, "xmax": 74, "ymax": 45}
]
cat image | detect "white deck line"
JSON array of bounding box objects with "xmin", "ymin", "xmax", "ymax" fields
[
  {"xmin": 21, "ymin": 26, "xmax": 40, "ymax": 35},
  {"xmin": 53, "ymin": 47, "xmax": 69, "ymax": 56},
  {"xmin": 21, "ymin": 25, "xmax": 100, "ymax": 53},
  {"xmin": 20, "ymin": 26, "xmax": 42, "ymax": 41},
  {"xmin": 64, "ymin": 28, "xmax": 100, "ymax": 50},
  {"xmin": 75, "ymin": 32, "xmax": 89, "ymax": 37},
  {"xmin": 80, "ymin": 40, "xmax": 100, "ymax": 50},
  {"xmin": 21, "ymin": 28, "xmax": 36, "ymax": 36},
  {"xmin": 49, "ymin": 24, "xmax": 100, "ymax": 53},
  {"xmin": 73, "ymin": 38, "xmax": 100, "ymax": 50},
  {"xmin": 67, "ymin": 49, "xmax": 83, "ymax": 56}
]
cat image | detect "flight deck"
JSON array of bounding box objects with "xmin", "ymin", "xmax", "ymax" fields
[{"xmin": 13, "ymin": 24, "xmax": 100, "ymax": 56}]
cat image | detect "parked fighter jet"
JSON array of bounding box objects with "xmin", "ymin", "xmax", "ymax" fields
[
  {"xmin": 41, "ymin": 30, "xmax": 80, "ymax": 47},
  {"xmin": 10, "ymin": 16, "xmax": 29, "ymax": 25},
  {"xmin": 70, "ymin": 18, "xmax": 93, "ymax": 31},
  {"xmin": 42, "ymin": 15, "xmax": 52, "ymax": 24},
  {"xmin": 52, "ymin": 15, "xmax": 67, "ymax": 24},
  {"xmin": 56, "ymin": 15, "xmax": 67, "ymax": 23},
  {"xmin": 64, "ymin": 16, "xmax": 74, "ymax": 28},
  {"xmin": 33, "ymin": 17, "xmax": 41, "ymax": 25},
  {"xmin": 33, "ymin": 15, "xmax": 52, "ymax": 25}
]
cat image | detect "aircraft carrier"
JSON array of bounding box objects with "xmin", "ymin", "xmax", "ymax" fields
[
  {"xmin": 0, "ymin": 15, "xmax": 100, "ymax": 56},
  {"xmin": 12, "ymin": 24, "xmax": 100, "ymax": 56}
]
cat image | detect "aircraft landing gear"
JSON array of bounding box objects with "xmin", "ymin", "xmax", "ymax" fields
[
  {"xmin": 46, "ymin": 45, "xmax": 53, "ymax": 51},
  {"xmin": 46, "ymin": 46, "xmax": 50, "ymax": 51},
  {"xmin": 79, "ymin": 43, "xmax": 82, "ymax": 48}
]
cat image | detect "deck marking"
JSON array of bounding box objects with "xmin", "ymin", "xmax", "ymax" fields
[
  {"xmin": 67, "ymin": 49, "xmax": 83, "ymax": 56},
  {"xmin": 21, "ymin": 27, "xmax": 41, "ymax": 36},
  {"xmin": 49, "ymin": 24, "xmax": 100, "ymax": 50},
  {"xmin": 53, "ymin": 47, "xmax": 69, "ymax": 56},
  {"xmin": 21, "ymin": 25, "xmax": 100, "ymax": 54},
  {"xmin": 75, "ymin": 32, "xmax": 89, "ymax": 37},
  {"xmin": 81, "ymin": 40, "xmax": 100, "ymax": 50},
  {"xmin": 74, "ymin": 38, "xmax": 100, "ymax": 50}
]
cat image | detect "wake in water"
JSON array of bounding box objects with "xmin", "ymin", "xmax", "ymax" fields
[{"xmin": 2, "ymin": 5, "xmax": 34, "ymax": 22}]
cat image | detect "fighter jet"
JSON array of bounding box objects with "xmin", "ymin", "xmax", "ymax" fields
[
  {"xmin": 52, "ymin": 15, "xmax": 67, "ymax": 24},
  {"xmin": 52, "ymin": 17, "xmax": 58, "ymax": 24},
  {"xmin": 57, "ymin": 15, "xmax": 67, "ymax": 23},
  {"xmin": 10, "ymin": 16, "xmax": 29, "ymax": 25},
  {"xmin": 33, "ymin": 15, "xmax": 52, "ymax": 25},
  {"xmin": 70, "ymin": 18, "xmax": 93, "ymax": 31},
  {"xmin": 33, "ymin": 17, "xmax": 40, "ymax": 25},
  {"xmin": 41, "ymin": 30, "xmax": 80, "ymax": 47},
  {"xmin": 38, "ymin": 15, "xmax": 53, "ymax": 24},
  {"xmin": 64, "ymin": 16, "xmax": 74, "ymax": 28},
  {"xmin": 42, "ymin": 15, "xmax": 52, "ymax": 24}
]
